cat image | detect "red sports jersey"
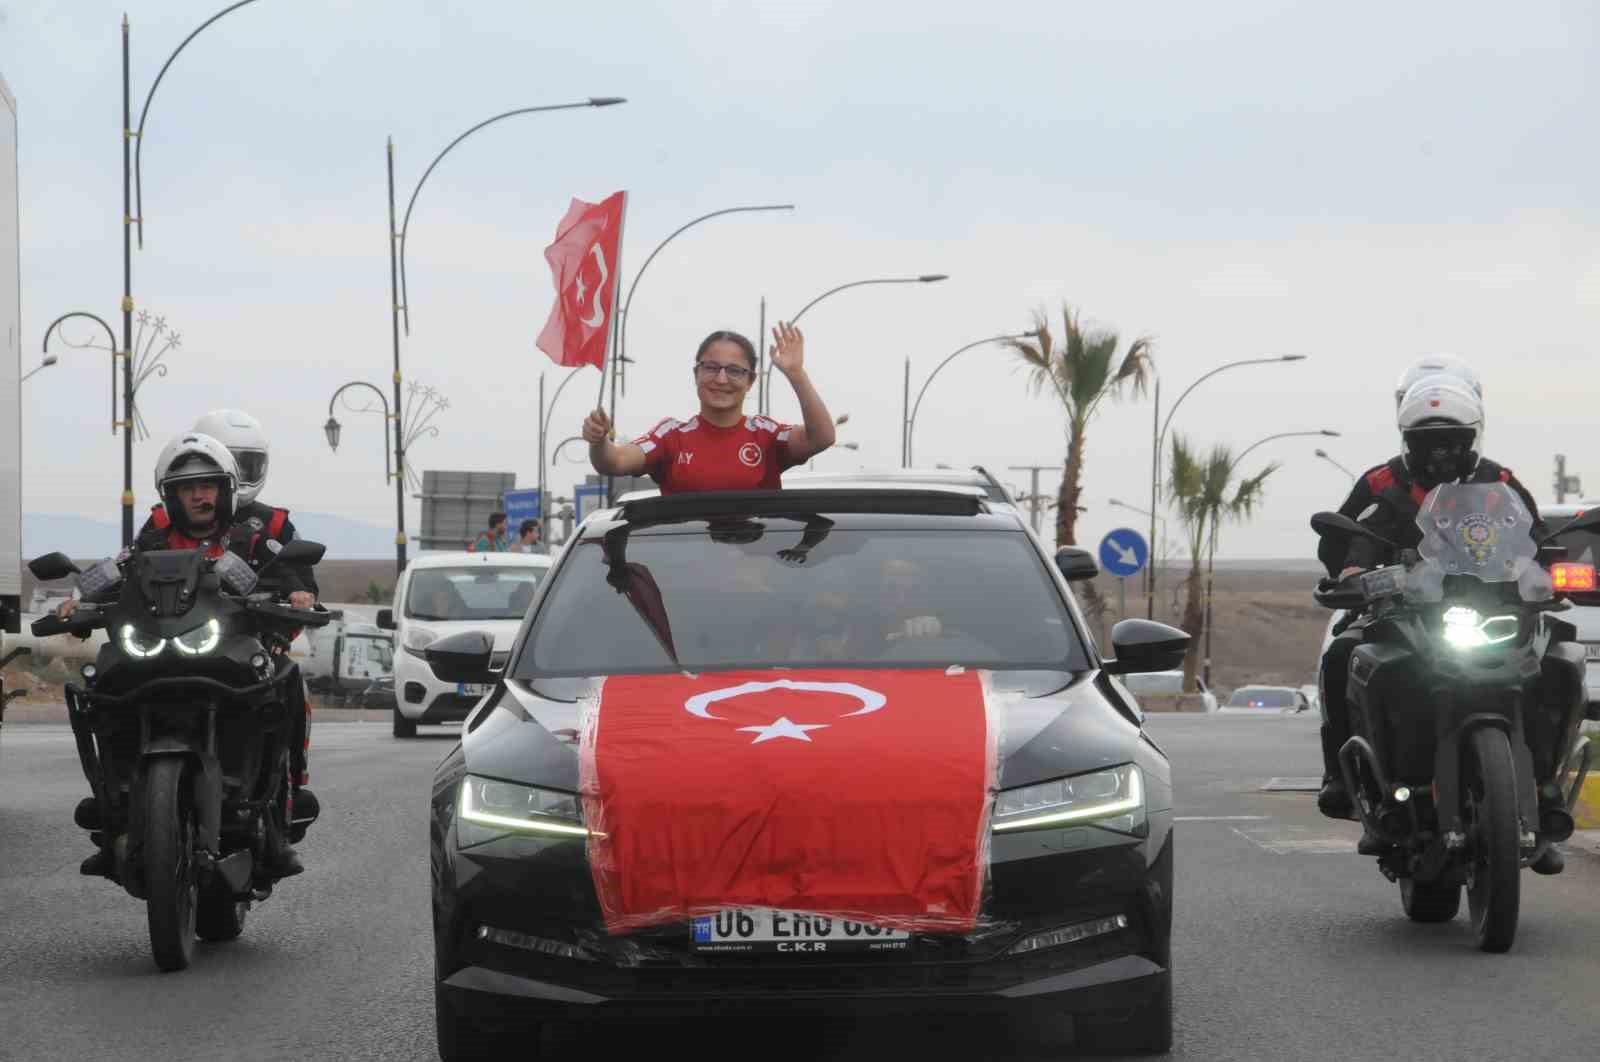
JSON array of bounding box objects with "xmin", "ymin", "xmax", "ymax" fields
[{"xmin": 632, "ymin": 415, "xmax": 799, "ymax": 493}]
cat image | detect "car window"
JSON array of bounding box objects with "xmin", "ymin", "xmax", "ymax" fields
[
  {"xmin": 1547, "ymin": 512, "xmax": 1600, "ymax": 567},
  {"xmin": 516, "ymin": 528, "xmax": 1090, "ymax": 678},
  {"xmin": 1227, "ymin": 687, "xmax": 1296, "ymax": 707},
  {"xmin": 403, "ymin": 567, "xmax": 545, "ymax": 621}
]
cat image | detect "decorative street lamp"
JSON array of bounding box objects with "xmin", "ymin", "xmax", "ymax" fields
[{"xmin": 1315, "ymin": 448, "xmax": 1358, "ymax": 482}]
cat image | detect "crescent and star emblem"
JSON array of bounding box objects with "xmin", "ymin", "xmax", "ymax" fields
[
  {"xmin": 577, "ymin": 243, "xmax": 609, "ymax": 328},
  {"xmin": 683, "ymin": 679, "xmax": 887, "ymax": 745}
]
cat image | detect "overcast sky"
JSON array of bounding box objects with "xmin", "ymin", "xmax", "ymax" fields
[{"xmin": 4, "ymin": 1, "xmax": 1597, "ymax": 559}]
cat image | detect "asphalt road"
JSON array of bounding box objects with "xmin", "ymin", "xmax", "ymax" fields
[{"xmin": 3, "ymin": 714, "xmax": 1597, "ymax": 1061}]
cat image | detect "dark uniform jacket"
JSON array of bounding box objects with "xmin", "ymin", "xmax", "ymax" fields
[{"xmin": 135, "ymin": 500, "xmax": 319, "ymax": 598}]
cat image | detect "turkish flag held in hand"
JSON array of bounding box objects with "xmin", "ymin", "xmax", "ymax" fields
[
  {"xmin": 580, "ymin": 669, "xmax": 998, "ymax": 934},
  {"xmin": 535, "ymin": 191, "xmax": 626, "ymax": 369}
]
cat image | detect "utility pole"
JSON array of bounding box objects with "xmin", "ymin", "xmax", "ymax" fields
[
  {"xmin": 1009, "ymin": 465, "xmax": 1056, "ymax": 537},
  {"xmin": 1554, "ymin": 454, "xmax": 1582, "ymax": 504}
]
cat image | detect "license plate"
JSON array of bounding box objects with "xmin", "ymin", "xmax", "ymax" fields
[
  {"xmin": 690, "ymin": 909, "xmax": 910, "ymax": 954},
  {"xmin": 457, "ymin": 683, "xmax": 491, "ymax": 696}
]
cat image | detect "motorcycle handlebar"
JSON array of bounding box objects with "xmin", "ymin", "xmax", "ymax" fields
[{"xmin": 30, "ymin": 610, "xmax": 105, "ymax": 638}]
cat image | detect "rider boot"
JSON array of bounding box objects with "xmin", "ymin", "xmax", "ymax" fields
[
  {"xmin": 1317, "ymin": 723, "xmax": 1355, "ymax": 820},
  {"xmin": 79, "ymin": 831, "xmax": 114, "ymax": 878}
]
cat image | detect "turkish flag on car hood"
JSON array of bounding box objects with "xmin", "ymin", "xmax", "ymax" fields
[
  {"xmin": 535, "ymin": 191, "xmax": 626, "ymax": 369},
  {"xmin": 580, "ymin": 668, "xmax": 998, "ymax": 934}
]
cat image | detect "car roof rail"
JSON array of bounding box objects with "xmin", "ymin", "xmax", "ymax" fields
[{"xmin": 617, "ymin": 488, "xmax": 984, "ymax": 525}]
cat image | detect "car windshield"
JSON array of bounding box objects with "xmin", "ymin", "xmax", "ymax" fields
[
  {"xmin": 1227, "ymin": 687, "xmax": 1295, "ymax": 707},
  {"xmin": 405, "ymin": 567, "xmax": 545, "ymax": 621},
  {"xmin": 1546, "ymin": 511, "xmax": 1600, "ymax": 568},
  {"xmin": 515, "ymin": 526, "xmax": 1089, "ymax": 678}
]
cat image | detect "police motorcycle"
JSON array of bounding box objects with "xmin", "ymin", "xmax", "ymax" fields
[
  {"xmin": 28, "ymin": 539, "xmax": 330, "ymax": 972},
  {"xmin": 1312, "ymin": 482, "xmax": 1600, "ymax": 952}
]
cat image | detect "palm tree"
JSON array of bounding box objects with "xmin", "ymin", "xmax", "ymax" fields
[
  {"xmin": 1167, "ymin": 435, "xmax": 1277, "ymax": 691},
  {"xmin": 1004, "ymin": 303, "xmax": 1153, "ymax": 547}
]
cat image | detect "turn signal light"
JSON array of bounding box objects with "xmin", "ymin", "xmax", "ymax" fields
[{"xmin": 1552, "ymin": 563, "xmax": 1597, "ymax": 592}]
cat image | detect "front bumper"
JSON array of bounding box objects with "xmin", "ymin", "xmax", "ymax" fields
[{"xmin": 432, "ymin": 812, "xmax": 1173, "ymax": 1022}]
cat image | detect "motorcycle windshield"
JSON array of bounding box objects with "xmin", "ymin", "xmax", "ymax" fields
[{"xmin": 1406, "ymin": 482, "xmax": 1550, "ymax": 603}]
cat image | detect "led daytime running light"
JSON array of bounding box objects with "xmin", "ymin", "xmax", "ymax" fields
[
  {"xmin": 118, "ymin": 624, "xmax": 167, "ymax": 659},
  {"xmin": 458, "ymin": 778, "xmax": 590, "ymax": 838},
  {"xmin": 993, "ymin": 766, "xmax": 1144, "ymax": 833},
  {"xmin": 173, "ymin": 618, "xmax": 223, "ymax": 656}
]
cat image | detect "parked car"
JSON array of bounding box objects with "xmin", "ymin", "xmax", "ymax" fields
[
  {"xmin": 1220, "ymin": 685, "xmax": 1312, "ymax": 714},
  {"xmin": 1118, "ymin": 669, "xmax": 1219, "ymax": 712},
  {"xmin": 428, "ymin": 487, "xmax": 1182, "ymax": 1057},
  {"xmin": 378, "ymin": 550, "xmax": 552, "ymax": 738}
]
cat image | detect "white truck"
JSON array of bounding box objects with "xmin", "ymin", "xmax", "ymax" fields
[{"xmin": 1, "ymin": 69, "xmax": 24, "ymax": 730}]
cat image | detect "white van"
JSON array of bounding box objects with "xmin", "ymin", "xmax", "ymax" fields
[{"xmin": 378, "ymin": 551, "xmax": 552, "ymax": 737}]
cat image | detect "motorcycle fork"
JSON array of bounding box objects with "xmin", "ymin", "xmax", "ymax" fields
[
  {"xmin": 125, "ymin": 705, "xmax": 224, "ymax": 897},
  {"xmin": 1431, "ymin": 696, "xmax": 1539, "ymax": 855}
]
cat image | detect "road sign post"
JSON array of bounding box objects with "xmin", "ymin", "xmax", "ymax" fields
[{"xmin": 1098, "ymin": 528, "xmax": 1150, "ymax": 620}]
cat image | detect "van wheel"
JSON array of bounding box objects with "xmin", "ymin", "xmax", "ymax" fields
[{"xmin": 393, "ymin": 706, "xmax": 417, "ymax": 739}]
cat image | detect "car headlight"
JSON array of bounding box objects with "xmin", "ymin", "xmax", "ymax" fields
[
  {"xmin": 1440, "ymin": 606, "xmax": 1519, "ymax": 649},
  {"xmin": 172, "ymin": 617, "xmax": 223, "ymax": 656},
  {"xmin": 403, "ymin": 627, "xmax": 439, "ymax": 659},
  {"xmin": 458, "ymin": 775, "xmax": 588, "ymax": 840},
  {"xmin": 992, "ymin": 764, "xmax": 1145, "ymax": 834},
  {"xmin": 118, "ymin": 624, "xmax": 167, "ymax": 659}
]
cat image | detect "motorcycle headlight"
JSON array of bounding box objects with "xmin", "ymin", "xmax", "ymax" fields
[
  {"xmin": 1440, "ymin": 607, "xmax": 1519, "ymax": 649},
  {"xmin": 457, "ymin": 775, "xmax": 588, "ymax": 841},
  {"xmin": 172, "ymin": 617, "xmax": 223, "ymax": 656},
  {"xmin": 403, "ymin": 627, "xmax": 439, "ymax": 659},
  {"xmin": 993, "ymin": 764, "xmax": 1146, "ymax": 834},
  {"xmin": 118, "ymin": 624, "xmax": 167, "ymax": 659}
]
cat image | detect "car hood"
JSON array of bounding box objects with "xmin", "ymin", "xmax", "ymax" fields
[{"xmin": 461, "ymin": 668, "xmax": 1143, "ymax": 794}]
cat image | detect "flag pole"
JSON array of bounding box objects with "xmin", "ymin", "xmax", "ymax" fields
[{"xmin": 599, "ymin": 192, "xmax": 629, "ymax": 504}]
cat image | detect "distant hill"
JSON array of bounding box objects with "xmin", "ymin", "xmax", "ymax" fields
[{"xmin": 24, "ymin": 510, "xmax": 395, "ymax": 560}]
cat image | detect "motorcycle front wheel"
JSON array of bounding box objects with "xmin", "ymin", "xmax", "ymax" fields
[
  {"xmin": 143, "ymin": 757, "xmax": 199, "ymax": 972},
  {"xmin": 1464, "ymin": 727, "xmax": 1520, "ymax": 953}
]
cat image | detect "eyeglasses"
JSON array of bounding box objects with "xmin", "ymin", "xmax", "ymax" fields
[{"xmin": 694, "ymin": 361, "xmax": 753, "ymax": 383}]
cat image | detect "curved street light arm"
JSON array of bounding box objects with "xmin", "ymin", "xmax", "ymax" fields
[
  {"xmin": 397, "ymin": 99, "xmax": 624, "ymax": 334},
  {"xmin": 1228, "ymin": 429, "xmax": 1340, "ymax": 474},
  {"xmin": 327, "ymin": 380, "xmax": 394, "ymax": 482},
  {"xmin": 761, "ymin": 274, "xmax": 949, "ymax": 403},
  {"xmin": 132, "ymin": 0, "xmax": 264, "ymax": 248},
  {"xmin": 551, "ymin": 435, "xmax": 588, "ymax": 466},
  {"xmin": 44, "ymin": 312, "xmax": 122, "ymax": 434},
  {"xmin": 906, "ymin": 333, "xmax": 1029, "ymax": 465},
  {"xmin": 1157, "ymin": 357, "xmax": 1304, "ymax": 455},
  {"xmin": 618, "ymin": 204, "xmax": 794, "ymax": 388},
  {"xmin": 542, "ymin": 366, "xmax": 587, "ymax": 454}
]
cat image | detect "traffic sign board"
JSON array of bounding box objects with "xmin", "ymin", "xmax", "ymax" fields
[
  {"xmin": 1098, "ymin": 528, "xmax": 1149, "ymax": 578},
  {"xmin": 503, "ymin": 488, "xmax": 542, "ymax": 527}
]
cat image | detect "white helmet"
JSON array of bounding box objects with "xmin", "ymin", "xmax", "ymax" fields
[
  {"xmin": 1397, "ymin": 378, "xmax": 1485, "ymax": 488},
  {"xmin": 193, "ymin": 409, "xmax": 268, "ymax": 507},
  {"xmin": 154, "ymin": 432, "xmax": 240, "ymax": 535},
  {"xmin": 1394, "ymin": 355, "xmax": 1482, "ymax": 410}
]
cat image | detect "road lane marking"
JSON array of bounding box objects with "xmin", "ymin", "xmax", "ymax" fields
[
  {"xmin": 1229, "ymin": 824, "xmax": 1352, "ymax": 855},
  {"xmin": 1174, "ymin": 816, "xmax": 1271, "ymax": 822}
]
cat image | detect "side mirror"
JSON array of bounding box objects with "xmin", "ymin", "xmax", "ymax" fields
[
  {"xmin": 1053, "ymin": 547, "xmax": 1098, "ymax": 582},
  {"xmin": 28, "ymin": 552, "xmax": 81, "ymax": 582},
  {"xmin": 375, "ymin": 608, "xmax": 396, "ymax": 631},
  {"xmin": 271, "ymin": 539, "xmax": 326, "ymax": 568},
  {"xmin": 423, "ymin": 630, "xmax": 497, "ymax": 685},
  {"xmin": 1310, "ymin": 511, "xmax": 1396, "ymax": 550},
  {"xmin": 1103, "ymin": 618, "xmax": 1189, "ymax": 676}
]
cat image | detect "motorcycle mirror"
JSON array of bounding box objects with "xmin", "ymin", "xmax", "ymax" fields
[
  {"xmin": 259, "ymin": 539, "xmax": 326, "ymax": 571},
  {"xmin": 1310, "ymin": 511, "xmax": 1397, "ymax": 550},
  {"xmin": 28, "ymin": 552, "xmax": 81, "ymax": 581}
]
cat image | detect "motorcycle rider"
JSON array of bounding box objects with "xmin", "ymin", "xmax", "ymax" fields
[
  {"xmin": 74, "ymin": 433, "xmax": 317, "ymax": 878},
  {"xmin": 1314, "ymin": 373, "xmax": 1563, "ymax": 872}
]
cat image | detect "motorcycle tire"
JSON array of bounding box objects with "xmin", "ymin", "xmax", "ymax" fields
[
  {"xmin": 195, "ymin": 880, "xmax": 248, "ymax": 943},
  {"xmin": 1465, "ymin": 727, "xmax": 1521, "ymax": 953},
  {"xmin": 1399, "ymin": 877, "xmax": 1460, "ymax": 922},
  {"xmin": 143, "ymin": 757, "xmax": 198, "ymax": 972}
]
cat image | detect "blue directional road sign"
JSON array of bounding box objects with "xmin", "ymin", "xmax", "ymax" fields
[
  {"xmin": 1098, "ymin": 527, "xmax": 1149, "ymax": 578},
  {"xmin": 503, "ymin": 488, "xmax": 543, "ymax": 527},
  {"xmin": 574, "ymin": 483, "xmax": 607, "ymax": 523}
]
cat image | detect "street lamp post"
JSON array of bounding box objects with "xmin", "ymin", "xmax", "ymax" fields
[
  {"xmin": 387, "ymin": 97, "xmax": 625, "ymax": 572},
  {"xmin": 759, "ymin": 274, "xmax": 949, "ymax": 416},
  {"xmin": 42, "ymin": 4, "xmax": 261, "ymax": 545},
  {"xmin": 904, "ymin": 331, "xmax": 1038, "ymax": 466},
  {"xmin": 1200, "ymin": 429, "xmax": 1339, "ymax": 685},
  {"xmin": 538, "ymin": 367, "xmax": 586, "ymax": 547},
  {"xmin": 1145, "ymin": 355, "xmax": 1308, "ymax": 619},
  {"xmin": 1315, "ymin": 448, "xmax": 1358, "ymax": 482},
  {"xmin": 324, "ymin": 381, "xmax": 448, "ymax": 576}
]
